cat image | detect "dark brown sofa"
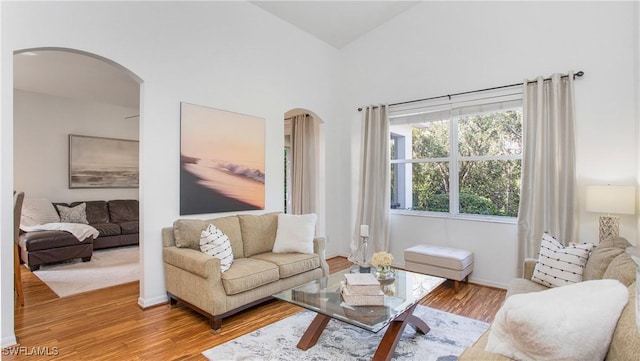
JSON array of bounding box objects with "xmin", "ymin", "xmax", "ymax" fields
[{"xmin": 18, "ymin": 199, "xmax": 139, "ymax": 271}]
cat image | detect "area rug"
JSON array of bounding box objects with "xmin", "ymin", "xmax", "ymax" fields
[
  {"xmin": 202, "ymin": 305, "xmax": 489, "ymax": 361},
  {"xmin": 32, "ymin": 245, "xmax": 139, "ymax": 297}
]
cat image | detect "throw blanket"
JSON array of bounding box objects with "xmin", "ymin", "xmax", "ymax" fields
[{"xmin": 20, "ymin": 223, "xmax": 99, "ymax": 242}]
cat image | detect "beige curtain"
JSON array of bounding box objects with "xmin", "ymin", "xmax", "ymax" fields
[
  {"xmin": 517, "ymin": 72, "xmax": 577, "ymax": 274},
  {"xmin": 349, "ymin": 105, "xmax": 390, "ymax": 265},
  {"xmin": 290, "ymin": 114, "xmax": 317, "ymax": 214}
]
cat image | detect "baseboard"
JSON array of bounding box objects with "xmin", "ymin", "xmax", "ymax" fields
[
  {"xmin": 1, "ymin": 335, "xmax": 18, "ymax": 348},
  {"xmin": 467, "ymin": 278, "xmax": 508, "ymax": 290},
  {"xmin": 137, "ymin": 294, "xmax": 168, "ymax": 309}
]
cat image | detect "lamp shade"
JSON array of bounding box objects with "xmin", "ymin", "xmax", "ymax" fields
[{"xmin": 585, "ymin": 185, "xmax": 636, "ymax": 215}]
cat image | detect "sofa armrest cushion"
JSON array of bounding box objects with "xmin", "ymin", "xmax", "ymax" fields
[
  {"xmin": 163, "ymin": 246, "xmax": 221, "ymax": 279},
  {"xmin": 607, "ymin": 283, "xmax": 640, "ymax": 361}
]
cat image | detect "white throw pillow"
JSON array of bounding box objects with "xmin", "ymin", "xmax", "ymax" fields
[
  {"xmin": 272, "ymin": 213, "xmax": 317, "ymax": 254},
  {"xmin": 531, "ymin": 233, "xmax": 593, "ymax": 288},
  {"xmin": 20, "ymin": 197, "xmax": 61, "ymax": 228},
  {"xmin": 200, "ymin": 224, "xmax": 234, "ymax": 272},
  {"xmin": 485, "ymin": 279, "xmax": 628, "ymax": 361},
  {"xmin": 55, "ymin": 203, "xmax": 89, "ymax": 224}
]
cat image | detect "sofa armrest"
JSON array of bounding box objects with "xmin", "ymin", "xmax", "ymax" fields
[
  {"xmin": 313, "ymin": 237, "xmax": 330, "ymax": 277},
  {"xmin": 163, "ymin": 246, "xmax": 221, "ymax": 279},
  {"xmin": 523, "ymin": 258, "xmax": 537, "ymax": 279}
]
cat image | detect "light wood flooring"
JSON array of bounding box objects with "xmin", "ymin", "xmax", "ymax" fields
[{"xmin": 5, "ymin": 256, "xmax": 505, "ymax": 360}]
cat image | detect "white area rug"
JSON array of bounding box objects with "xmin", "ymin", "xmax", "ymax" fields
[
  {"xmin": 203, "ymin": 305, "xmax": 489, "ymax": 361},
  {"xmin": 32, "ymin": 245, "xmax": 139, "ymax": 297}
]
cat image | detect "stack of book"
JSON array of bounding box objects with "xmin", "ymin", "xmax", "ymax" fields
[{"xmin": 341, "ymin": 273, "xmax": 384, "ymax": 306}]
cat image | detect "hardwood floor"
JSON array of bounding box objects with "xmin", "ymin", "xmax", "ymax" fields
[{"xmin": 5, "ymin": 257, "xmax": 505, "ymax": 360}]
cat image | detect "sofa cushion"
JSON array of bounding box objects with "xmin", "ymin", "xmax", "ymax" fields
[
  {"xmin": 108, "ymin": 199, "xmax": 139, "ymax": 223},
  {"xmin": 55, "ymin": 203, "xmax": 89, "ymax": 224},
  {"xmin": 603, "ymin": 253, "xmax": 637, "ymax": 287},
  {"xmin": 238, "ymin": 212, "xmax": 279, "ymax": 257},
  {"xmin": 250, "ymin": 252, "xmax": 320, "ymax": 278},
  {"xmin": 221, "ymin": 258, "xmax": 279, "ymax": 295},
  {"xmin": 486, "ymin": 279, "xmax": 629, "ymax": 361},
  {"xmin": 19, "ymin": 230, "xmax": 93, "ymax": 251},
  {"xmin": 118, "ymin": 220, "xmax": 139, "ymax": 235},
  {"xmin": 173, "ymin": 216, "xmax": 244, "ymax": 257},
  {"xmin": 606, "ymin": 283, "xmax": 640, "ymax": 361},
  {"xmin": 91, "ymin": 223, "xmax": 121, "ymax": 237},
  {"xmin": 531, "ymin": 233, "xmax": 593, "ymax": 288},
  {"xmin": 272, "ymin": 213, "xmax": 317, "ymax": 254},
  {"xmin": 584, "ymin": 246, "xmax": 625, "ymax": 281},
  {"xmin": 73, "ymin": 201, "xmax": 110, "ymax": 224}
]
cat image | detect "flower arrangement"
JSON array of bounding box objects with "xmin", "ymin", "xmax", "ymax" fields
[{"xmin": 371, "ymin": 252, "xmax": 394, "ymax": 268}]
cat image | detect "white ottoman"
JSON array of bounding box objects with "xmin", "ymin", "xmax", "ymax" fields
[{"xmin": 404, "ymin": 244, "xmax": 474, "ymax": 293}]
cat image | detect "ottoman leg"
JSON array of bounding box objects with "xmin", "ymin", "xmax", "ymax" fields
[{"xmin": 454, "ymin": 280, "xmax": 460, "ymax": 293}]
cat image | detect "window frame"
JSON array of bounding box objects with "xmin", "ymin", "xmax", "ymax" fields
[{"xmin": 390, "ymin": 102, "xmax": 523, "ymax": 223}]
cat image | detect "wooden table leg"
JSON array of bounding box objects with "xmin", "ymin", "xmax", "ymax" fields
[
  {"xmin": 297, "ymin": 313, "xmax": 331, "ymax": 350},
  {"xmin": 372, "ymin": 304, "xmax": 430, "ymax": 361}
]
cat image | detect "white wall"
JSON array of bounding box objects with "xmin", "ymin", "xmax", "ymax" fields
[
  {"xmin": 331, "ymin": 1, "xmax": 638, "ymax": 288},
  {"xmin": 14, "ymin": 89, "xmax": 139, "ymax": 202},
  {"xmin": 1, "ymin": 1, "xmax": 336, "ymax": 346}
]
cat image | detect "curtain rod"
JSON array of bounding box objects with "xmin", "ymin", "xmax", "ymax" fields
[{"xmin": 357, "ymin": 70, "xmax": 584, "ymax": 111}]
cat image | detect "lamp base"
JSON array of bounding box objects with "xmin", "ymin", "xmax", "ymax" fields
[{"xmin": 599, "ymin": 215, "xmax": 620, "ymax": 242}]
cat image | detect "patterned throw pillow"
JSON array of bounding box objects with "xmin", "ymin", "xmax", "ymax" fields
[
  {"xmin": 531, "ymin": 233, "xmax": 594, "ymax": 288},
  {"xmin": 55, "ymin": 203, "xmax": 89, "ymax": 224},
  {"xmin": 200, "ymin": 224, "xmax": 234, "ymax": 272}
]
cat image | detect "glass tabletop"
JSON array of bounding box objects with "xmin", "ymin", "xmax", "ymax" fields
[{"xmin": 273, "ymin": 268, "xmax": 446, "ymax": 333}]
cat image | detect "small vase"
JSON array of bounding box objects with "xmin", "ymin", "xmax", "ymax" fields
[{"xmin": 376, "ymin": 265, "xmax": 395, "ymax": 280}]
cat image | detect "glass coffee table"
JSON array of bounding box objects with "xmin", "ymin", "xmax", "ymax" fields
[{"xmin": 273, "ymin": 268, "xmax": 445, "ymax": 361}]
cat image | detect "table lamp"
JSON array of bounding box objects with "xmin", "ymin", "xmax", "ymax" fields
[{"xmin": 585, "ymin": 185, "xmax": 636, "ymax": 242}]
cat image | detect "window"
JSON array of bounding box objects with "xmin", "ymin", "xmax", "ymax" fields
[{"xmin": 389, "ymin": 88, "xmax": 522, "ymax": 218}]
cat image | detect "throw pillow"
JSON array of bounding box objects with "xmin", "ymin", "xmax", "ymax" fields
[
  {"xmin": 485, "ymin": 279, "xmax": 629, "ymax": 361},
  {"xmin": 55, "ymin": 203, "xmax": 89, "ymax": 224},
  {"xmin": 20, "ymin": 197, "xmax": 61, "ymax": 228},
  {"xmin": 200, "ymin": 224, "xmax": 233, "ymax": 272},
  {"xmin": 602, "ymin": 253, "xmax": 637, "ymax": 287},
  {"xmin": 531, "ymin": 233, "xmax": 593, "ymax": 288},
  {"xmin": 272, "ymin": 213, "xmax": 317, "ymax": 254}
]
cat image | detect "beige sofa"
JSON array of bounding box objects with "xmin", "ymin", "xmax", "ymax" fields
[
  {"xmin": 460, "ymin": 236, "xmax": 640, "ymax": 360},
  {"xmin": 162, "ymin": 212, "xmax": 329, "ymax": 331}
]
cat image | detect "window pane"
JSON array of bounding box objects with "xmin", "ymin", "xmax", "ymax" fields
[
  {"xmin": 412, "ymin": 120, "xmax": 449, "ymax": 159},
  {"xmin": 458, "ymin": 110, "xmax": 522, "ymax": 157},
  {"xmin": 411, "ymin": 162, "xmax": 449, "ymax": 212},
  {"xmin": 459, "ymin": 160, "xmax": 521, "ymax": 217}
]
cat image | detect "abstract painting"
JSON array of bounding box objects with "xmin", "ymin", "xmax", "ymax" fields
[
  {"xmin": 180, "ymin": 102, "xmax": 265, "ymax": 215},
  {"xmin": 69, "ymin": 134, "xmax": 139, "ymax": 188}
]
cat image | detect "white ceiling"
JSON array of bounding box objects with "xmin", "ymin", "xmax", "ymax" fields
[
  {"xmin": 252, "ymin": 1, "xmax": 419, "ymax": 49},
  {"xmin": 12, "ymin": 1, "xmax": 418, "ymax": 108}
]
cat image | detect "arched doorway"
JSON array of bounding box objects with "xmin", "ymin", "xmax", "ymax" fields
[
  {"xmin": 12, "ymin": 48, "xmax": 143, "ymax": 300},
  {"xmin": 284, "ymin": 109, "xmax": 325, "ymax": 236}
]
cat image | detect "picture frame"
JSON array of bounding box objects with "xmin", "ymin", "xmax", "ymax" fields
[
  {"xmin": 179, "ymin": 102, "xmax": 265, "ymax": 215},
  {"xmin": 69, "ymin": 134, "xmax": 139, "ymax": 188}
]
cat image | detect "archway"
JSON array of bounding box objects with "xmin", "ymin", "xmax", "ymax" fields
[
  {"xmin": 11, "ymin": 47, "xmax": 143, "ymax": 309},
  {"xmin": 284, "ymin": 108, "xmax": 325, "ymax": 236}
]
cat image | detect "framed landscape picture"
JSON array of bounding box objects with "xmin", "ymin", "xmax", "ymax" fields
[
  {"xmin": 69, "ymin": 134, "xmax": 139, "ymax": 188},
  {"xmin": 180, "ymin": 102, "xmax": 265, "ymax": 215}
]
